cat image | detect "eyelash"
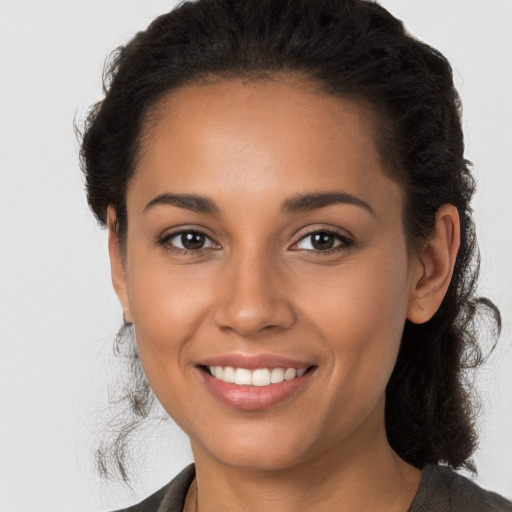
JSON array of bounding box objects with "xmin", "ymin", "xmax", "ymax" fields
[
  {"xmin": 156, "ymin": 228, "xmax": 354, "ymax": 256},
  {"xmin": 156, "ymin": 230, "xmax": 220, "ymax": 256},
  {"xmin": 291, "ymin": 228, "xmax": 354, "ymax": 254}
]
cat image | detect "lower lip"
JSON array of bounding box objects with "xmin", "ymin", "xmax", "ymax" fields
[{"xmin": 198, "ymin": 368, "xmax": 313, "ymax": 411}]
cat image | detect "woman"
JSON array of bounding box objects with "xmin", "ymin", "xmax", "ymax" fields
[{"xmin": 80, "ymin": 0, "xmax": 511, "ymax": 510}]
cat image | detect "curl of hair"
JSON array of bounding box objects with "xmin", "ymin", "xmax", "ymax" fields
[
  {"xmin": 93, "ymin": 323, "xmax": 155, "ymax": 483},
  {"xmin": 79, "ymin": 0, "xmax": 501, "ymax": 482}
]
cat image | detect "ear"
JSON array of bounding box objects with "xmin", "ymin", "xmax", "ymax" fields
[
  {"xmin": 106, "ymin": 207, "xmax": 133, "ymax": 324},
  {"xmin": 407, "ymin": 204, "xmax": 460, "ymax": 324}
]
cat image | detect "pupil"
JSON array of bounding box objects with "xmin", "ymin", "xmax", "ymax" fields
[
  {"xmin": 311, "ymin": 233, "xmax": 334, "ymax": 250},
  {"xmin": 181, "ymin": 232, "xmax": 205, "ymax": 250}
]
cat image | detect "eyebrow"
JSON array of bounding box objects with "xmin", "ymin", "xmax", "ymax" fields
[
  {"xmin": 143, "ymin": 190, "xmax": 374, "ymax": 217},
  {"xmin": 281, "ymin": 191, "xmax": 375, "ymax": 216},
  {"xmin": 143, "ymin": 193, "xmax": 220, "ymax": 215}
]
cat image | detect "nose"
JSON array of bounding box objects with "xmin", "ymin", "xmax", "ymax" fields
[{"xmin": 213, "ymin": 250, "xmax": 296, "ymax": 338}]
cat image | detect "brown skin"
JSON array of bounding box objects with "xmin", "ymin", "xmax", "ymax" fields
[{"xmin": 108, "ymin": 77, "xmax": 460, "ymax": 512}]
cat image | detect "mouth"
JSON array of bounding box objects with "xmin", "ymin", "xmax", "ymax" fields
[
  {"xmin": 201, "ymin": 365, "xmax": 313, "ymax": 387},
  {"xmin": 197, "ymin": 361, "xmax": 317, "ymax": 411}
]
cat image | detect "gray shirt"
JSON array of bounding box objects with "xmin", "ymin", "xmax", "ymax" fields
[{"xmin": 116, "ymin": 463, "xmax": 512, "ymax": 511}]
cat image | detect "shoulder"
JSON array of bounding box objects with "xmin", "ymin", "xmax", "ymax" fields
[
  {"xmin": 409, "ymin": 464, "xmax": 512, "ymax": 512},
  {"xmin": 111, "ymin": 464, "xmax": 196, "ymax": 512}
]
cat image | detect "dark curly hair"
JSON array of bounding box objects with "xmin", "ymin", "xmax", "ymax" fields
[{"xmin": 79, "ymin": 0, "xmax": 501, "ymax": 482}]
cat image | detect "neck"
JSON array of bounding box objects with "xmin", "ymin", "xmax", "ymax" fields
[{"xmin": 188, "ymin": 404, "xmax": 421, "ymax": 512}]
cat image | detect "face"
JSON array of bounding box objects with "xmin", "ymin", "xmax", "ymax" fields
[{"xmin": 112, "ymin": 77, "xmax": 423, "ymax": 471}]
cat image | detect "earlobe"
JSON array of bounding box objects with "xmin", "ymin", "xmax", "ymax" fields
[
  {"xmin": 406, "ymin": 204, "xmax": 460, "ymax": 324},
  {"xmin": 106, "ymin": 207, "xmax": 133, "ymax": 323}
]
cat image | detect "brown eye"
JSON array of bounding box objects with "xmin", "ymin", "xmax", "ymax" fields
[
  {"xmin": 294, "ymin": 230, "xmax": 352, "ymax": 252},
  {"xmin": 310, "ymin": 233, "xmax": 336, "ymax": 250},
  {"xmin": 180, "ymin": 232, "xmax": 206, "ymax": 250},
  {"xmin": 163, "ymin": 230, "xmax": 219, "ymax": 252}
]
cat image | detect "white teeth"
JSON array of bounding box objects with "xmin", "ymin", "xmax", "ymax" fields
[
  {"xmin": 234, "ymin": 368, "xmax": 252, "ymax": 385},
  {"xmin": 208, "ymin": 365, "xmax": 308, "ymax": 387},
  {"xmin": 223, "ymin": 366, "xmax": 235, "ymax": 383},
  {"xmin": 252, "ymin": 369, "xmax": 271, "ymax": 387},
  {"xmin": 270, "ymin": 368, "xmax": 284, "ymax": 383},
  {"xmin": 284, "ymin": 368, "xmax": 297, "ymax": 380}
]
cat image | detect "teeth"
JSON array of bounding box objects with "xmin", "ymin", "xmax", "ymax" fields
[
  {"xmin": 208, "ymin": 365, "xmax": 308, "ymax": 387},
  {"xmin": 234, "ymin": 368, "xmax": 252, "ymax": 385},
  {"xmin": 284, "ymin": 368, "xmax": 296, "ymax": 380},
  {"xmin": 270, "ymin": 368, "xmax": 284, "ymax": 383},
  {"xmin": 252, "ymin": 369, "xmax": 271, "ymax": 387},
  {"xmin": 223, "ymin": 366, "xmax": 235, "ymax": 383}
]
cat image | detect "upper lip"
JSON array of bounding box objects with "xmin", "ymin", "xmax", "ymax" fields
[{"xmin": 197, "ymin": 353, "xmax": 314, "ymax": 370}]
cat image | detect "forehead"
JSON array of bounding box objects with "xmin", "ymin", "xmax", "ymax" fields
[{"xmin": 130, "ymin": 77, "xmax": 403, "ymax": 216}]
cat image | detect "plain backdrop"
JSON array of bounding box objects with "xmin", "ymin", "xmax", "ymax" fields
[{"xmin": 0, "ymin": 0, "xmax": 511, "ymax": 510}]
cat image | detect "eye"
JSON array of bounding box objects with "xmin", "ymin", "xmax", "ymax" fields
[
  {"xmin": 159, "ymin": 230, "xmax": 219, "ymax": 253},
  {"xmin": 292, "ymin": 230, "xmax": 353, "ymax": 252}
]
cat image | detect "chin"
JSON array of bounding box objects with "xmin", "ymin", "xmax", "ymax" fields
[
  {"xmin": 215, "ymin": 449, "xmax": 306, "ymax": 472},
  {"xmin": 192, "ymin": 425, "xmax": 315, "ymax": 472}
]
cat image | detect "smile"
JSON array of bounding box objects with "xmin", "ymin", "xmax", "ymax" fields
[
  {"xmin": 207, "ymin": 366, "xmax": 308, "ymax": 387},
  {"xmin": 198, "ymin": 361, "xmax": 316, "ymax": 411}
]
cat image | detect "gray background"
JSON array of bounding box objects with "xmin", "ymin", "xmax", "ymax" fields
[{"xmin": 0, "ymin": 0, "xmax": 510, "ymax": 510}]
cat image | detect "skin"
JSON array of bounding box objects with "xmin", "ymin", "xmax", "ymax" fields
[{"xmin": 108, "ymin": 77, "xmax": 460, "ymax": 512}]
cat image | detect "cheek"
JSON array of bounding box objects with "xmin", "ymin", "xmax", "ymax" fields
[
  {"xmin": 132, "ymin": 268, "xmax": 213, "ymax": 325},
  {"xmin": 125, "ymin": 258, "xmax": 215, "ymax": 382},
  {"xmin": 297, "ymin": 242, "xmax": 410, "ymax": 390},
  {"xmin": 125, "ymin": 264, "xmax": 220, "ymax": 431}
]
